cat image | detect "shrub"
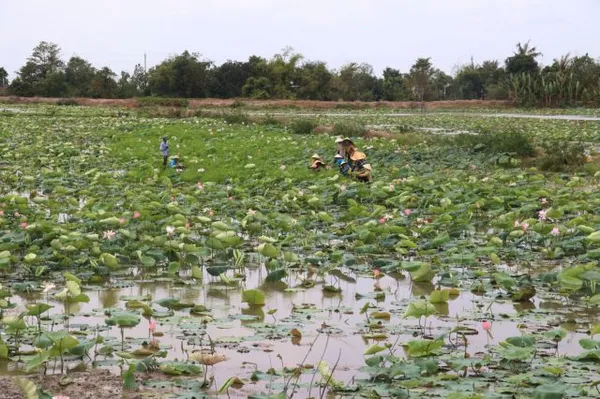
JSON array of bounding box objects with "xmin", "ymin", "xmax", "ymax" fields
[
  {"xmin": 332, "ymin": 122, "xmax": 367, "ymax": 137},
  {"xmin": 446, "ymin": 128, "xmax": 535, "ymax": 157},
  {"xmin": 334, "ymin": 103, "xmax": 362, "ymax": 110},
  {"xmin": 258, "ymin": 114, "xmax": 281, "ymax": 127},
  {"xmin": 136, "ymin": 97, "xmax": 189, "ymax": 108},
  {"xmin": 289, "ymin": 119, "xmax": 317, "ymax": 135},
  {"xmin": 222, "ymin": 111, "xmax": 249, "ymax": 125},
  {"xmin": 56, "ymin": 98, "xmax": 79, "ymax": 106},
  {"xmin": 537, "ymin": 141, "xmax": 586, "ymax": 171},
  {"xmin": 230, "ymin": 100, "xmax": 246, "ymax": 109}
]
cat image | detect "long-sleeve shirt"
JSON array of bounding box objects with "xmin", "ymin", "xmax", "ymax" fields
[{"xmin": 160, "ymin": 142, "xmax": 169, "ymax": 156}]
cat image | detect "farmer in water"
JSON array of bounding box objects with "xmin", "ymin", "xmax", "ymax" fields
[
  {"xmin": 341, "ymin": 138, "xmax": 373, "ymax": 182},
  {"xmin": 160, "ymin": 137, "xmax": 169, "ymax": 167},
  {"xmin": 335, "ymin": 137, "xmax": 345, "ymax": 158},
  {"xmin": 310, "ymin": 154, "xmax": 327, "ymax": 170}
]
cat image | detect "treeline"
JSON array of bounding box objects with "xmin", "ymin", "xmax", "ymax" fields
[{"xmin": 1, "ymin": 41, "xmax": 600, "ymax": 106}]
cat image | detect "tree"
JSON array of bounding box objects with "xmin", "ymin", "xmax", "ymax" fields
[
  {"xmin": 296, "ymin": 61, "xmax": 333, "ymax": 100},
  {"xmin": 9, "ymin": 41, "xmax": 67, "ymax": 96},
  {"xmin": 242, "ymin": 76, "xmax": 272, "ymax": 99},
  {"xmin": 65, "ymin": 56, "xmax": 96, "ymax": 97},
  {"xmin": 333, "ymin": 62, "xmax": 377, "ymax": 101},
  {"xmin": 0, "ymin": 67, "xmax": 8, "ymax": 87},
  {"xmin": 131, "ymin": 64, "xmax": 149, "ymax": 96},
  {"xmin": 210, "ymin": 60, "xmax": 251, "ymax": 98},
  {"xmin": 148, "ymin": 51, "xmax": 213, "ymax": 98},
  {"xmin": 116, "ymin": 71, "xmax": 138, "ymax": 98},
  {"xmin": 408, "ymin": 58, "xmax": 434, "ymax": 101},
  {"xmin": 90, "ymin": 67, "xmax": 118, "ymax": 98},
  {"xmin": 505, "ymin": 41, "xmax": 541, "ymax": 75},
  {"xmin": 268, "ymin": 47, "xmax": 303, "ymax": 98},
  {"xmin": 381, "ymin": 68, "xmax": 408, "ymax": 101},
  {"xmin": 429, "ymin": 70, "xmax": 453, "ymax": 100}
]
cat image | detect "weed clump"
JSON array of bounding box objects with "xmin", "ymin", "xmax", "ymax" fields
[
  {"xmin": 56, "ymin": 98, "xmax": 79, "ymax": 106},
  {"xmin": 222, "ymin": 111, "xmax": 249, "ymax": 125},
  {"xmin": 537, "ymin": 140, "xmax": 586, "ymax": 171},
  {"xmin": 332, "ymin": 122, "xmax": 367, "ymax": 137},
  {"xmin": 449, "ymin": 128, "xmax": 535, "ymax": 157},
  {"xmin": 289, "ymin": 119, "xmax": 317, "ymax": 135}
]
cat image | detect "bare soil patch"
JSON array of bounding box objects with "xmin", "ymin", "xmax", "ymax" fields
[{"xmin": 0, "ymin": 369, "xmax": 122, "ymax": 399}]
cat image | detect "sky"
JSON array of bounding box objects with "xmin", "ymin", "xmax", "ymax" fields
[{"xmin": 1, "ymin": 0, "xmax": 598, "ymax": 79}]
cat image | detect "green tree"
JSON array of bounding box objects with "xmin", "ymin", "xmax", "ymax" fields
[
  {"xmin": 131, "ymin": 64, "xmax": 149, "ymax": 96},
  {"xmin": 90, "ymin": 67, "xmax": 118, "ymax": 98},
  {"xmin": 296, "ymin": 61, "xmax": 333, "ymax": 100},
  {"xmin": 381, "ymin": 68, "xmax": 408, "ymax": 101},
  {"xmin": 0, "ymin": 67, "xmax": 8, "ymax": 87},
  {"xmin": 65, "ymin": 56, "xmax": 95, "ymax": 97},
  {"xmin": 505, "ymin": 41, "xmax": 541, "ymax": 75},
  {"xmin": 210, "ymin": 60, "xmax": 251, "ymax": 98},
  {"xmin": 9, "ymin": 41, "xmax": 67, "ymax": 96},
  {"xmin": 408, "ymin": 58, "xmax": 433, "ymax": 101},
  {"xmin": 268, "ymin": 46, "xmax": 303, "ymax": 98},
  {"xmin": 148, "ymin": 51, "xmax": 213, "ymax": 97},
  {"xmin": 242, "ymin": 76, "xmax": 272, "ymax": 99},
  {"xmin": 116, "ymin": 71, "xmax": 138, "ymax": 98},
  {"xmin": 333, "ymin": 62, "xmax": 377, "ymax": 101}
]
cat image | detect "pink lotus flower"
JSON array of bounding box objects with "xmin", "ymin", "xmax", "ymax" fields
[
  {"xmin": 470, "ymin": 164, "xmax": 477, "ymax": 170},
  {"xmin": 379, "ymin": 217, "xmax": 386, "ymax": 224},
  {"xmin": 209, "ymin": 210, "xmax": 214, "ymax": 217},
  {"xmin": 521, "ymin": 222, "xmax": 530, "ymax": 231},
  {"xmin": 538, "ymin": 209, "xmax": 547, "ymax": 221},
  {"xmin": 339, "ymin": 185, "xmax": 347, "ymax": 192},
  {"xmin": 166, "ymin": 226, "xmax": 175, "ymax": 236},
  {"xmin": 14, "ymin": 212, "xmax": 20, "ymax": 217},
  {"xmin": 149, "ymin": 319, "xmax": 157, "ymax": 332},
  {"xmin": 247, "ymin": 209, "xmax": 257, "ymax": 216},
  {"xmin": 20, "ymin": 222, "xmax": 28, "ymax": 229},
  {"xmin": 197, "ymin": 182, "xmax": 204, "ymax": 190},
  {"xmin": 404, "ymin": 209, "xmax": 412, "ymax": 216},
  {"xmin": 551, "ymin": 226, "xmax": 560, "ymax": 236},
  {"xmin": 514, "ymin": 220, "xmax": 520, "ymax": 228},
  {"xmin": 103, "ymin": 230, "xmax": 116, "ymax": 240},
  {"xmin": 185, "ymin": 223, "xmax": 191, "ymax": 229},
  {"xmin": 482, "ymin": 320, "xmax": 492, "ymax": 331},
  {"xmin": 280, "ymin": 164, "xmax": 286, "ymax": 171},
  {"xmin": 540, "ymin": 198, "xmax": 548, "ymax": 205},
  {"xmin": 228, "ymin": 196, "xmax": 233, "ymax": 201},
  {"xmin": 389, "ymin": 184, "xmax": 395, "ymax": 191},
  {"xmin": 119, "ymin": 218, "xmax": 126, "ymax": 224},
  {"xmin": 133, "ymin": 211, "xmax": 141, "ymax": 219},
  {"xmin": 0, "ymin": 210, "xmax": 4, "ymax": 216}
]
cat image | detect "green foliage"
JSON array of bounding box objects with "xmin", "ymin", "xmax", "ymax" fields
[
  {"xmin": 289, "ymin": 119, "xmax": 316, "ymax": 135},
  {"xmin": 448, "ymin": 127, "xmax": 534, "ymax": 157},
  {"xmin": 331, "ymin": 122, "xmax": 367, "ymax": 137},
  {"xmin": 222, "ymin": 111, "xmax": 250, "ymax": 125},
  {"xmin": 537, "ymin": 140, "xmax": 586, "ymax": 171}
]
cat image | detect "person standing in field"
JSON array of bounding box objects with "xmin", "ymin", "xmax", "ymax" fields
[{"xmin": 160, "ymin": 137, "xmax": 169, "ymax": 167}]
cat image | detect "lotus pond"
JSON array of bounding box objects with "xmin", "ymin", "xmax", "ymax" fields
[{"xmin": 2, "ymin": 106, "xmax": 600, "ymax": 398}]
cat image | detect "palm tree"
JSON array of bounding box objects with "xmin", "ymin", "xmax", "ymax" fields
[{"xmin": 514, "ymin": 41, "xmax": 542, "ymax": 59}]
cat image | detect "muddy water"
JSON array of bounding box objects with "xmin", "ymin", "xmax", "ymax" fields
[{"xmin": 4, "ymin": 268, "xmax": 594, "ymax": 397}]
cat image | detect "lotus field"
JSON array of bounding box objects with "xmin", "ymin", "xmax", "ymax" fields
[{"xmin": 3, "ymin": 105, "xmax": 600, "ymax": 398}]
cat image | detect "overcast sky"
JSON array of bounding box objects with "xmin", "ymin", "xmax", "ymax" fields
[{"xmin": 1, "ymin": 0, "xmax": 598, "ymax": 79}]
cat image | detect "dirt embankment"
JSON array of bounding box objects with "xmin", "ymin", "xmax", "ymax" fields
[{"xmin": 0, "ymin": 95, "xmax": 513, "ymax": 110}]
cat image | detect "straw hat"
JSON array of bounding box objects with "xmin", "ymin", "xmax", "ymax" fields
[
  {"xmin": 334, "ymin": 154, "xmax": 343, "ymax": 159},
  {"xmin": 350, "ymin": 151, "xmax": 366, "ymax": 161},
  {"xmin": 335, "ymin": 137, "xmax": 344, "ymax": 143},
  {"xmin": 362, "ymin": 164, "xmax": 372, "ymax": 171},
  {"xmin": 311, "ymin": 154, "xmax": 321, "ymax": 159}
]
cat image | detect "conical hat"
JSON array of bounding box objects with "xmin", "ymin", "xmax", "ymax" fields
[
  {"xmin": 311, "ymin": 154, "xmax": 321, "ymax": 159},
  {"xmin": 350, "ymin": 151, "xmax": 366, "ymax": 161},
  {"xmin": 334, "ymin": 154, "xmax": 343, "ymax": 159},
  {"xmin": 362, "ymin": 164, "xmax": 372, "ymax": 171},
  {"xmin": 335, "ymin": 137, "xmax": 344, "ymax": 143}
]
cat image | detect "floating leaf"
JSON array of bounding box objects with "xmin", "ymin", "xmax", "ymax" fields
[{"xmin": 242, "ymin": 289, "xmax": 266, "ymax": 306}]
